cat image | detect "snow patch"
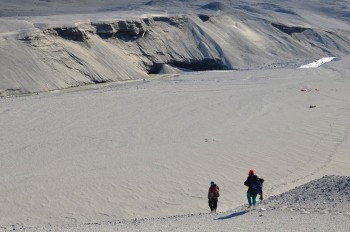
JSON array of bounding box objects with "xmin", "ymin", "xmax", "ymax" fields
[{"xmin": 299, "ymin": 57, "xmax": 336, "ymax": 68}]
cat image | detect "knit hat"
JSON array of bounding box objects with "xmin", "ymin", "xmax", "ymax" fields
[{"xmin": 248, "ymin": 169, "xmax": 254, "ymax": 175}]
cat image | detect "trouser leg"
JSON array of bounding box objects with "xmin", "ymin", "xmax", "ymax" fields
[
  {"xmin": 247, "ymin": 191, "xmax": 252, "ymax": 206},
  {"xmin": 208, "ymin": 199, "xmax": 213, "ymax": 211},
  {"xmin": 252, "ymin": 193, "xmax": 257, "ymax": 206},
  {"xmin": 213, "ymin": 198, "xmax": 218, "ymax": 211}
]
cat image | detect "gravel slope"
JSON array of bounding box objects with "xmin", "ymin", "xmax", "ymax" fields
[
  {"xmin": 9, "ymin": 176, "xmax": 349, "ymax": 232},
  {"xmin": 261, "ymin": 175, "xmax": 350, "ymax": 214}
]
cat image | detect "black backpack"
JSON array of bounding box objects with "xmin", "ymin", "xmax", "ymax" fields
[{"xmin": 256, "ymin": 178, "xmax": 264, "ymax": 194}]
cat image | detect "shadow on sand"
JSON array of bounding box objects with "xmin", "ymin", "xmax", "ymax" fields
[{"xmin": 215, "ymin": 210, "xmax": 249, "ymax": 220}]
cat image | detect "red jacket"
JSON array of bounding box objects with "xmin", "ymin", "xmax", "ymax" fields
[{"xmin": 208, "ymin": 185, "xmax": 220, "ymax": 199}]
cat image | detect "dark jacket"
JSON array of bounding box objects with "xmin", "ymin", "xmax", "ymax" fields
[
  {"xmin": 208, "ymin": 184, "xmax": 220, "ymax": 199},
  {"xmin": 244, "ymin": 174, "xmax": 259, "ymax": 194}
]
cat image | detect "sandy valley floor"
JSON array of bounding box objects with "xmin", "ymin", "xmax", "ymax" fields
[{"xmin": 1, "ymin": 56, "xmax": 350, "ymax": 228}]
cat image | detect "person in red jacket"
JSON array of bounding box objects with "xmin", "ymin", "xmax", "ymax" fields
[{"xmin": 208, "ymin": 181, "xmax": 220, "ymax": 212}]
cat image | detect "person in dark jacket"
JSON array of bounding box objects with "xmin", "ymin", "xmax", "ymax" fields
[
  {"xmin": 244, "ymin": 169, "xmax": 260, "ymax": 207},
  {"xmin": 208, "ymin": 181, "xmax": 220, "ymax": 212}
]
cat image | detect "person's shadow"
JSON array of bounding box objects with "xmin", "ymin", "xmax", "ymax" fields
[{"xmin": 215, "ymin": 210, "xmax": 249, "ymax": 220}]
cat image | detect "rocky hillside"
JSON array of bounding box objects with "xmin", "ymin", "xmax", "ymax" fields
[{"xmin": 261, "ymin": 175, "xmax": 350, "ymax": 214}]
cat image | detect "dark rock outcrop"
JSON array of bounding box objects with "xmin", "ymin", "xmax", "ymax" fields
[
  {"xmin": 272, "ymin": 23, "xmax": 308, "ymax": 35},
  {"xmin": 51, "ymin": 27, "xmax": 90, "ymax": 41}
]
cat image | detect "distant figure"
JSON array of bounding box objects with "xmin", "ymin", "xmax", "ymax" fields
[
  {"xmin": 244, "ymin": 170, "xmax": 264, "ymax": 207},
  {"xmin": 208, "ymin": 181, "xmax": 220, "ymax": 212}
]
